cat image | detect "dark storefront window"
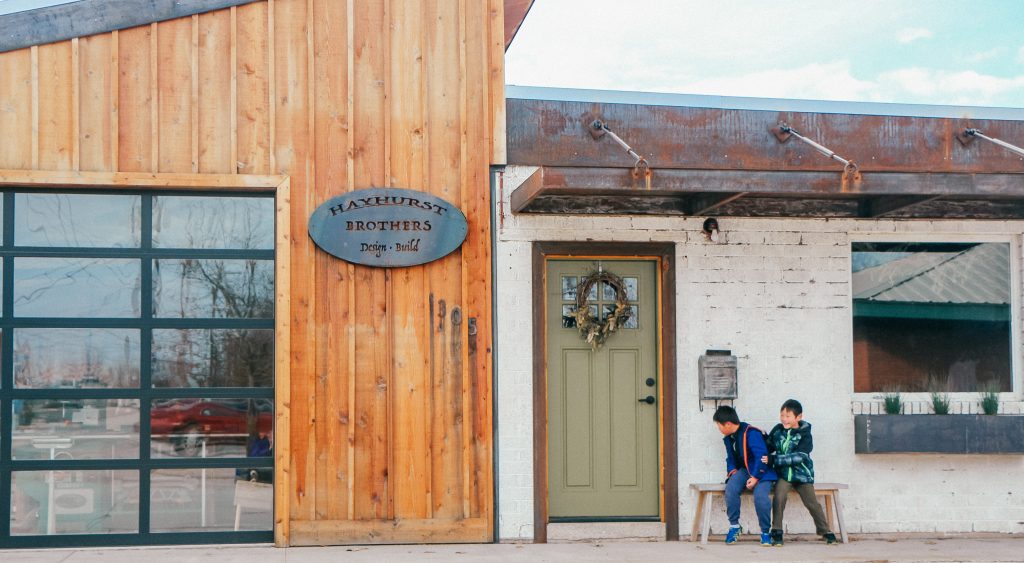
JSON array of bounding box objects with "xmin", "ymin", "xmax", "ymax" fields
[
  {"xmin": 0, "ymin": 191, "xmax": 274, "ymax": 547},
  {"xmin": 852, "ymin": 242, "xmax": 1013, "ymax": 393}
]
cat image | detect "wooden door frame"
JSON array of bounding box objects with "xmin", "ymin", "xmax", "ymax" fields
[{"xmin": 531, "ymin": 241, "xmax": 677, "ymax": 542}]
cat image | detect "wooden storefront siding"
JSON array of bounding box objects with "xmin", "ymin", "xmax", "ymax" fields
[{"xmin": 0, "ymin": 0, "xmax": 502, "ymax": 547}]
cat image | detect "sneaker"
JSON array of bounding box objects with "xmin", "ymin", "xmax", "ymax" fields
[
  {"xmin": 770, "ymin": 529, "xmax": 784, "ymax": 547},
  {"xmin": 760, "ymin": 532, "xmax": 772, "ymax": 546},
  {"xmin": 824, "ymin": 532, "xmax": 838, "ymax": 545},
  {"xmin": 725, "ymin": 525, "xmax": 741, "ymax": 544}
]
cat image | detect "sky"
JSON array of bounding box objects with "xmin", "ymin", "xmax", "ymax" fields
[
  {"xmin": 505, "ymin": 1, "xmax": 1024, "ymax": 108},
  {"xmin": 0, "ymin": 0, "xmax": 76, "ymax": 15}
]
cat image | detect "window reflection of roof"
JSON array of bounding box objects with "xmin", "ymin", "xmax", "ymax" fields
[{"xmin": 852, "ymin": 244, "xmax": 1010, "ymax": 305}]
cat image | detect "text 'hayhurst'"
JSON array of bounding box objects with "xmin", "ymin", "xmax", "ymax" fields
[{"xmin": 308, "ymin": 187, "xmax": 467, "ymax": 268}]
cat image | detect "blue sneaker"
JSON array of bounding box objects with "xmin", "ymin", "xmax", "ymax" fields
[
  {"xmin": 760, "ymin": 532, "xmax": 772, "ymax": 546},
  {"xmin": 725, "ymin": 525, "xmax": 741, "ymax": 544}
]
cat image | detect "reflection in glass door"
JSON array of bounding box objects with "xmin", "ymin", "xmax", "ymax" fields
[{"xmin": 0, "ymin": 191, "xmax": 275, "ymax": 547}]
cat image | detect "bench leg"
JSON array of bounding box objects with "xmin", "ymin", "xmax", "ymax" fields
[
  {"xmin": 691, "ymin": 491, "xmax": 706, "ymax": 542},
  {"xmin": 833, "ymin": 490, "xmax": 849, "ymax": 544},
  {"xmin": 823, "ymin": 493, "xmax": 835, "ymax": 535},
  {"xmin": 700, "ymin": 492, "xmax": 713, "ymax": 545}
]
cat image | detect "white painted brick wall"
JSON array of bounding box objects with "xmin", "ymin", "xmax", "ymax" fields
[{"xmin": 494, "ymin": 165, "xmax": 1024, "ymax": 541}]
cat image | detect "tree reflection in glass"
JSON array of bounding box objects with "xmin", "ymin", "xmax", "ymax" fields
[
  {"xmin": 14, "ymin": 258, "xmax": 141, "ymax": 317},
  {"xmin": 152, "ymin": 196, "xmax": 273, "ymax": 250},
  {"xmin": 14, "ymin": 328, "xmax": 140, "ymax": 388},
  {"xmin": 152, "ymin": 329, "xmax": 273, "ymax": 388},
  {"xmin": 15, "ymin": 193, "xmax": 141, "ymax": 248},
  {"xmin": 153, "ymin": 259, "xmax": 273, "ymax": 318}
]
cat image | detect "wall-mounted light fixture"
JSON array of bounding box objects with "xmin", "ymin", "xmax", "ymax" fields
[
  {"xmin": 956, "ymin": 128, "xmax": 1024, "ymax": 158},
  {"xmin": 702, "ymin": 217, "xmax": 720, "ymax": 243}
]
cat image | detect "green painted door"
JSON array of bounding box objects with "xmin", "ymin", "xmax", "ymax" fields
[{"xmin": 547, "ymin": 259, "xmax": 659, "ymax": 519}]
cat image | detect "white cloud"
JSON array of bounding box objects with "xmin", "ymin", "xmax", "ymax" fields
[
  {"xmin": 876, "ymin": 68, "xmax": 936, "ymax": 98},
  {"xmin": 897, "ymin": 27, "xmax": 933, "ymax": 44},
  {"xmin": 675, "ymin": 61, "xmax": 877, "ymax": 102},
  {"xmin": 506, "ymin": 1, "xmax": 1024, "ymax": 107},
  {"xmin": 963, "ymin": 48, "xmax": 1003, "ymax": 63},
  {"xmin": 669, "ymin": 63, "xmax": 1024, "ymax": 107},
  {"xmin": 506, "ymin": 0, "xmax": 910, "ymax": 93},
  {"xmin": 876, "ymin": 68, "xmax": 1024, "ymax": 106}
]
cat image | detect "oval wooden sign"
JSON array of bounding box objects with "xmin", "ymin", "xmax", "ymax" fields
[{"xmin": 308, "ymin": 187, "xmax": 468, "ymax": 267}]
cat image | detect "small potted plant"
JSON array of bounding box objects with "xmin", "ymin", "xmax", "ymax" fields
[
  {"xmin": 930, "ymin": 392, "xmax": 950, "ymax": 415},
  {"xmin": 980, "ymin": 385, "xmax": 1000, "ymax": 416},
  {"xmin": 928, "ymin": 376, "xmax": 951, "ymax": 415},
  {"xmin": 882, "ymin": 390, "xmax": 902, "ymax": 415}
]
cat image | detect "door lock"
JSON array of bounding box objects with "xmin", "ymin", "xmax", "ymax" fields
[
  {"xmin": 638, "ymin": 395, "xmax": 656, "ymax": 405},
  {"xmin": 645, "ymin": 378, "xmax": 656, "ymax": 387}
]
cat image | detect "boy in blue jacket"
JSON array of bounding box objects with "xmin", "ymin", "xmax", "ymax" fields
[{"xmin": 713, "ymin": 405, "xmax": 777, "ymax": 546}]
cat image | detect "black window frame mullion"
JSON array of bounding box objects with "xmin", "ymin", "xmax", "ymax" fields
[
  {"xmin": 147, "ymin": 388, "xmax": 274, "ymax": 399},
  {"xmin": 139, "ymin": 194, "xmax": 153, "ymax": 534},
  {"xmin": 0, "ymin": 530, "xmax": 272, "ymax": 549},
  {"xmin": 7, "ymin": 457, "xmax": 273, "ymax": 472},
  {"xmin": 0, "ymin": 191, "xmax": 13, "ymax": 539},
  {"xmin": 7, "ymin": 388, "xmax": 273, "ymax": 401},
  {"xmin": 2, "ymin": 248, "xmax": 274, "ymax": 259},
  {"xmin": 0, "ymin": 318, "xmax": 273, "ymax": 329}
]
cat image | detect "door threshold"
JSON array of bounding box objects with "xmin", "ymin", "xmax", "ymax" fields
[
  {"xmin": 549, "ymin": 516, "xmax": 660, "ymax": 523},
  {"xmin": 546, "ymin": 521, "xmax": 666, "ymax": 543}
]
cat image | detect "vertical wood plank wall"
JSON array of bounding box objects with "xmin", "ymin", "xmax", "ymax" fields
[{"xmin": 0, "ymin": 0, "xmax": 503, "ymax": 546}]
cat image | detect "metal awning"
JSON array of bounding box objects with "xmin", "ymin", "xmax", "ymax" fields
[{"xmin": 506, "ymin": 90, "xmax": 1024, "ymax": 219}]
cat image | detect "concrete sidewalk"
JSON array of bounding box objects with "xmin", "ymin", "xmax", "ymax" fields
[{"xmin": 3, "ymin": 538, "xmax": 1024, "ymax": 563}]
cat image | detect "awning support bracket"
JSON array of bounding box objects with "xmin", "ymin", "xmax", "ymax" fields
[
  {"xmin": 957, "ymin": 128, "xmax": 1024, "ymax": 158},
  {"xmin": 772, "ymin": 123, "xmax": 861, "ymax": 188},
  {"xmin": 589, "ymin": 119, "xmax": 652, "ymax": 189}
]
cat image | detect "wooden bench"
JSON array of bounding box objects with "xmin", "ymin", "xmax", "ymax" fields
[{"xmin": 689, "ymin": 482, "xmax": 848, "ymax": 544}]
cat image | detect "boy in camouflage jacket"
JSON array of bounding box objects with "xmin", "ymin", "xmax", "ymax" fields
[{"xmin": 765, "ymin": 399, "xmax": 837, "ymax": 546}]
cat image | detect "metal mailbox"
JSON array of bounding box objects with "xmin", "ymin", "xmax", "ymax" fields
[{"xmin": 698, "ymin": 349, "xmax": 737, "ymax": 400}]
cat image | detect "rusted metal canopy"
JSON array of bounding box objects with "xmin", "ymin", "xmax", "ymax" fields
[{"xmin": 506, "ymin": 95, "xmax": 1024, "ymax": 219}]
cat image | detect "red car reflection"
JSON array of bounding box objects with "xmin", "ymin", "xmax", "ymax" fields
[{"xmin": 151, "ymin": 399, "xmax": 273, "ymax": 456}]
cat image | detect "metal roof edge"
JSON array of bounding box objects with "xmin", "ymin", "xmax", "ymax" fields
[
  {"xmin": 0, "ymin": 0, "xmax": 263, "ymax": 53},
  {"xmin": 505, "ymin": 85, "xmax": 1024, "ymax": 121}
]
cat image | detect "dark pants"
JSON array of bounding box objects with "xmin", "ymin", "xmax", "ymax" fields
[
  {"xmin": 771, "ymin": 479, "xmax": 831, "ymax": 535},
  {"xmin": 724, "ymin": 469, "xmax": 773, "ymax": 533}
]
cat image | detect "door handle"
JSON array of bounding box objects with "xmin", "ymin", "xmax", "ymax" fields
[{"xmin": 638, "ymin": 395, "xmax": 655, "ymax": 405}]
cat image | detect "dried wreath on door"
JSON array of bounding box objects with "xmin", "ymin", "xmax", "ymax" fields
[{"xmin": 574, "ymin": 270, "xmax": 632, "ymax": 350}]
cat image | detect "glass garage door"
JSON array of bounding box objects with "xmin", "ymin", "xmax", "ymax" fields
[{"xmin": 0, "ymin": 190, "xmax": 275, "ymax": 547}]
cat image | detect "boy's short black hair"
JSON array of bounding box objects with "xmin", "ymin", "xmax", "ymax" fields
[
  {"xmin": 780, "ymin": 399, "xmax": 803, "ymax": 416},
  {"xmin": 712, "ymin": 405, "xmax": 740, "ymax": 425}
]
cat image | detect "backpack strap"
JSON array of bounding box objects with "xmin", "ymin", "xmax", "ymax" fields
[{"xmin": 743, "ymin": 425, "xmax": 763, "ymax": 472}]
